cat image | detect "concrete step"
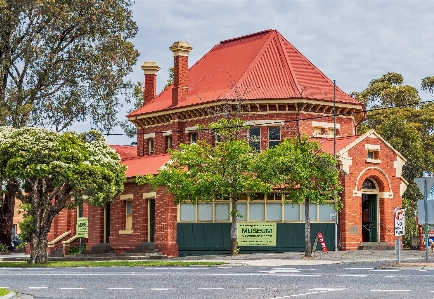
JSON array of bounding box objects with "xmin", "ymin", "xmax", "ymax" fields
[{"xmin": 359, "ymin": 242, "xmax": 392, "ymax": 250}]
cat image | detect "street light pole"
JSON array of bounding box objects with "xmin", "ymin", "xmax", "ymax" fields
[{"xmin": 333, "ymin": 80, "xmax": 338, "ymax": 252}]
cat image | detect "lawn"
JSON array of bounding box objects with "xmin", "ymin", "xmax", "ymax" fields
[
  {"xmin": 0, "ymin": 288, "xmax": 10, "ymax": 296},
  {"xmin": 0, "ymin": 260, "xmax": 224, "ymax": 268}
]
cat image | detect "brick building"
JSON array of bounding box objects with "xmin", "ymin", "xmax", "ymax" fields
[{"xmin": 46, "ymin": 29, "xmax": 407, "ymax": 256}]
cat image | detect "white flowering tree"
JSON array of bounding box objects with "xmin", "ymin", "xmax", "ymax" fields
[{"xmin": 0, "ymin": 127, "xmax": 126, "ymax": 264}]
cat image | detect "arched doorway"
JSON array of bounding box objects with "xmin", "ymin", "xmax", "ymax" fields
[{"xmin": 361, "ymin": 178, "xmax": 378, "ymax": 242}]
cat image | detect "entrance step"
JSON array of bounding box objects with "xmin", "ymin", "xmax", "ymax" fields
[
  {"xmin": 85, "ymin": 243, "xmax": 115, "ymax": 254},
  {"xmin": 358, "ymin": 242, "xmax": 392, "ymax": 250},
  {"xmin": 125, "ymin": 242, "xmax": 166, "ymax": 258}
]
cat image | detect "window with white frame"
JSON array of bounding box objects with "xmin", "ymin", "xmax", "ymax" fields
[
  {"xmin": 268, "ymin": 127, "xmax": 280, "ymax": 148},
  {"xmin": 178, "ymin": 193, "xmax": 335, "ymax": 223},
  {"xmin": 190, "ymin": 132, "xmax": 198, "ymax": 143},
  {"xmin": 165, "ymin": 136, "xmax": 172, "ymax": 152},
  {"xmin": 148, "ymin": 138, "xmax": 154, "ymax": 155},
  {"xmin": 125, "ymin": 200, "xmax": 133, "ymax": 231}
]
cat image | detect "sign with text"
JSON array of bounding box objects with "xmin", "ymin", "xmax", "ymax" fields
[
  {"xmin": 76, "ymin": 217, "xmax": 88, "ymax": 238},
  {"xmin": 237, "ymin": 223, "xmax": 276, "ymax": 246},
  {"xmin": 394, "ymin": 208, "xmax": 405, "ymax": 236}
]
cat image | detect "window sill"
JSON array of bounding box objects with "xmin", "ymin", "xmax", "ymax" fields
[
  {"xmin": 366, "ymin": 158, "xmax": 381, "ymax": 164},
  {"xmin": 119, "ymin": 230, "xmax": 133, "ymax": 235}
]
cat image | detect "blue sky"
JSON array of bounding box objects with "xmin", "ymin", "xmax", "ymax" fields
[{"xmin": 88, "ymin": 0, "xmax": 434, "ymax": 145}]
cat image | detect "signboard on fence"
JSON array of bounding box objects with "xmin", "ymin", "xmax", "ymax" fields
[
  {"xmin": 237, "ymin": 223, "xmax": 276, "ymax": 246},
  {"xmin": 76, "ymin": 217, "xmax": 88, "ymax": 238},
  {"xmin": 394, "ymin": 208, "xmax": 405, "ymax": 236}
]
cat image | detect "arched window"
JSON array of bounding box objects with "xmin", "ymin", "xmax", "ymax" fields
[{"xmin": 362, "ymin": 178, "xmax": 377, "ymax": 190}]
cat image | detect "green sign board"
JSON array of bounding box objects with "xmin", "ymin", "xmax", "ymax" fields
[
  {"xmin": 76, "ymin": 217, "xmax": 88, "ymax": 238},
  {"xmin": 237, "ymin": 223, "xmax": 276, "ymax": 246}
]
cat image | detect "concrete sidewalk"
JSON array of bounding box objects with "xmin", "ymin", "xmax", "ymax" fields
[{"xmin": 2, "ymin": 249, "xmax": 434, "ymax": 267}]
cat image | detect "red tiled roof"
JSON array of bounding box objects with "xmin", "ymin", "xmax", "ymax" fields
[
  {"xmin": 110, "ymin": 145, "xmax": 137, "ymax": 159},
  {"xmin": 311, "ymin": 136, "xmax": 360, "ymax": 155},
  {"xmin": 122, "ymin": 154, "xmax": 171, "ymax": 178},
  {"xmin": 129, "ymin": 29, "xmax": 361, "ymax": 117}
]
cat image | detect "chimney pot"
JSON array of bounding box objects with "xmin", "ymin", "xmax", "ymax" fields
[
  {"xmin": 141, "ymin": 62, "xmax": 160, "ymax": 104},
  {"xmin": 170, "ymin": 42, "xmax": 192, "ymax": 107}
]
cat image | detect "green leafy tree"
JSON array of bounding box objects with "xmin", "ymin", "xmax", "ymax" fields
[
  {"xmin": 352, "ymin": 72, "xmax": 434, "ymax": 246},
  {"xmin": 0, "ymin": 0, "xmax": 138, "ymax": 248},
  {"xmin": 0, "ymin": 127, "xmax": 126, "ymax": 264},
  {"xmin": 137, "ymin": 118, "xmax": 273, "ymax": 256},
  {"xmin": 163, "ymin": 67, "xmax": 174, "ymax": 91},
  {"xmin": 255, "ymin": 136, "xmax": 343, "ymax": 257}
]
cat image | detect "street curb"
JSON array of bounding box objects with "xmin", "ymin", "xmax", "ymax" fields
[{"xmin": 0, "ymin": 292, "xmax": 16, "ymax": 299}]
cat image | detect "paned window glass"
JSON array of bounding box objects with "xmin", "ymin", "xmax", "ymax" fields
[
  {"xmin": 126, "ymin": 201, "xmax": 132, "ymax": 215},
  {"xmin": 237, "ymin": 203, "xmax": 247, "ymax": 221},
  {"xmin": 198, "ymin": 203, "xmax": 213, "ymax": 221},
  {"xmin": 268, "ymin": 127, "xmax": 280, "ymax": 148},
  {"xmin": 249, "ymin": 203, "xmax": 265, "ymax": 221},
  {"xmin": 284, "ymin": 204, "xmax": 300, "ymax": 221},
  {"xmin": 215, "ymin": 203, "xmax": 230, "ymax": 221},
  {"xmin": 266, "ymin": 203, "xmax": 282, "ymax": 221},
  {"xmin": 180, "ymin": 204, "xmax": 196, "ymax": 221},
  {"xmin": 319, "ymin": 204, "xmax": 335, "ymax": 221},
  {"xmin": 301, "ymin": 204, "xmax": 318, "ymax": 221},
  {"xmin": 190, "ymin": 133, "xmax": 198, "ymax": 143}
]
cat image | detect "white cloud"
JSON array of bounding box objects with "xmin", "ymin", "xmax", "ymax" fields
[{"xmin": 84, "ymin": 0, "xmax": 434, "ymax": 144}]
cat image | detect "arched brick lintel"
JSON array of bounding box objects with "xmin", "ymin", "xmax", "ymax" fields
[{"xmin": 354, "ymin": 167, "xmax": 392, "ymax": 193}]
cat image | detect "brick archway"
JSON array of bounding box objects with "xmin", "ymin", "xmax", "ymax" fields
[
  {"xmin": 354, "ymin": 167, "xmax": 392, "ymax": 193},
  {"xmin": 354, "ymin": 167, "xmax": 394, "ymax": 246}
]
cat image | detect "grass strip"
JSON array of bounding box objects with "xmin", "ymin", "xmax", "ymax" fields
[
  {"xmin": 0, "ymin": 288, "xmax": 10, "ymax": 296},
  {"xmin": 0, "ymin": 260, "xmax": 224, "ymax": 268}
]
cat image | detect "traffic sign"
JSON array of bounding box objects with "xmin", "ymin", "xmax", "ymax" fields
[
  {"xmin": 414, "ymin": 177, "xmax": 434, "ymax": 197},
  {"xmin": 394, "ymin": 208, "xmax": 405, "ymax": 236}
]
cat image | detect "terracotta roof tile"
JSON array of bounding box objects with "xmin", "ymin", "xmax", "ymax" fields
[
  {"xmin": 109, "ymin": 145, "xmax": 137, "ymax": 159},
  {"xmin": 311, "ymin": 136, "xmax": 360, "ymax": 155},
  {"xmin": 129, "ymin": 29, "xmax": 360, "ymax": 117},
  {"xmin": 121, "ymin": 154, "xmax": 170, "ymax": 178}
]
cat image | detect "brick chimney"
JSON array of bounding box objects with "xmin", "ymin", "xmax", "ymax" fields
[
  {"xmin": 141, "ymin": 62, "xmax": 160, "ymax": 104},
  {"xmin": 169, "ymin": 41, "xmax": 193, "ymax": 107}
]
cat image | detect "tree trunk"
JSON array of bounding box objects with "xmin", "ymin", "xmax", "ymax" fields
[
  {"xmin": 29, "ymin": 226, "xmax": 50, "ymax": 264},
  {"xmin": 0, "ymin": 190, "xmax": 15, "ymax": 250},
  {"xmin": 304, "ymin": 198, "xmax": 312, "ymax": 257},
  {"xmin": 230, "ymin": 197, "xmax": 238, "ymax": 256}
]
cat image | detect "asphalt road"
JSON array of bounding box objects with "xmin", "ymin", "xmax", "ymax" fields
[{"xmin": 0, "ymin": 263, "xmax": 432, "ymax": 299}]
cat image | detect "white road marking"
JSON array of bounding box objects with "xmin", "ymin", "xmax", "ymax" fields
[
  {"xmin": 345, "ymin": 267, "xmax": 373, "ymax": 270},
  {"xmin": 385, "ymin": 275, "xmax": 396, "ymax": 278},
  {"xmin": 108, "ymin": 288, "xmax": 133, "ymax": 290},
  {"xmin": 246, "ymin": 287, "xmax": 264, "ymax": 290},
  {"xmin": 0, "ymin": 287, "xmax": 9, "ymax": 289},
  {"xmin": 338, "ymin": 274, "xmax": 367, "ymax": 277},
  {"xmin": 59, "ymin": 288, "xmax": 86, "ymax": 290},
  {"xmin": 151, "ymin": 288, "xmax": 171, "ymax": 291},
  {"xmin": 280, "ymin": 274, "xmax": 321, "ymax": 277},
  {"xmin": 261, "ymin": 269, "xmax": 301, "ymax": 273},
  {"xmin": 28, "ymin": 287, "xmax": 47, "ymax": 289},
  {"xmin": 371, "ymin": 269, "xmax": 399, "ymax": 272},
  {"xmin": 371, "ymin": 289, "xmax": 411, "ymax": 292},
  {"xmin": 198, "ymin": 288, "xmax": 224, "ymax": 290},
  {"xmin": 270, "ymin": 288, "xmax": 345, "ymax": 298}
]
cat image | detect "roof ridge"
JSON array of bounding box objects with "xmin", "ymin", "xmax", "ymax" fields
[
  {"xmin": 219, "ymin": 29, "xmax": 274, "ymax": 44},
  {"xmin": 275, "ymin": 32, "xmax": 302, "ymax": 97},
  {"xmin": 219, "ymin": 30, "xmax": 277, "ymax": 99}
]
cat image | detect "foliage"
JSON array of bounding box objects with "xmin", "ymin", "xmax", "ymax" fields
[
  {"xmin": 352, "ymin": 72, "xmax": 434, "ymax": 245},
  {"xmin": 0, "ymin": 260, "xmax": 225, "ymax": 268},
  {"xmin": 16, "ymin": 242, "xmax": 27, "ymax": 250},
  {"xmin": 0, "ymin": 288, "xmax": 10, "ymax": 296},
  {"xmin": 0, "ymin": 0, "xmax": 139, "ymax": 132},
  {"xmin": 0, "ymin": 243, "xmax": 9, "ymax": 254},
  {"xmin": 255, "ymin": 136, "xmax": 342, "ymax": 257},
  {"xmin": 119, "ymin": 81, "xmax": 145, "ymax": 138},
  {"xmin": 0, "ymin": 127, "xmax": 126, "ymax": 263},
  {"xmin": 18, "ymin": 204, "xmax": 34, "ymax": 243},
  {"xmin": 137, "ymin": 118, "xmax": 274, "ymax": 255},
  {"xmin": 67, "ymin": 245, "xmax": 86, "ymax": 255},
  {"xmin": 163, "ymin": 67, "xmax": 175, "ymax": 91}
]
